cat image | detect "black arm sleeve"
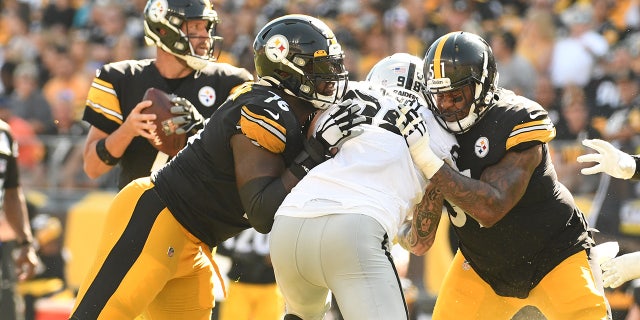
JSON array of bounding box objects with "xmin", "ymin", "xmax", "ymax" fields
[{"xmin": 238, "ymin": 176, "xmax": 288, "ymax": 234}]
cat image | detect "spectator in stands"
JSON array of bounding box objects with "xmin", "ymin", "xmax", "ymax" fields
[
  {"xmin": 489, "ymin": 29, "xmax": 537, "ymax": 99},
  {"xmin": 8, "ymin": 62, "xmax": 57, "ymax": 135},
  {"xmin": 533, "ymin": 74, "xmax": 561, "ymax": 125},
  {"xmin": 0, "ymin": 96, "xmax": 45, "ymax": 173},
  {"xmin": 41, "ymin": 0, "xmax": 76, "ymax": 33},
  {"xmin": 552, "ymin": 84, "xmax": 601, "ymax": 194},
  {"xmin": 42, "ymin": 44, "xmax": 90, "ymax": 126},
  {"xmin": 515, "ymin": 6, "xmax": 556, "ymax": 77},
  {"xmin": 550, "ymin": 3, "xmax": 609, "ymax": 88}
]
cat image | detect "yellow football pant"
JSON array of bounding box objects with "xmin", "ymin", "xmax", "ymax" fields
[
  {"xmin": 432, "ymin": 250, "xmax": 609, "ymax": 320},
  {"xmin": 71, "ymin": 178, "xmax": 221, "ymax": 320},
  {"xmin": 219, "ymin": 282, "xmax": 284, "ymax": 320}
]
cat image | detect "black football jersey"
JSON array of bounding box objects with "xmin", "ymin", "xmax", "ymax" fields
[
  {"xmin": 152, "ymin": 83, "xmax": 307, "ymax": 248},
  {"xmin": 83, "ymin": 59, "xmax": 253, "ymax": 189},
  {"xmin": 447, "ymin": 89, "xmax": 592, "ymax": 298},
  {"xmin": 0, "ymin": 120, "xmax": 19, "ymax": 191}
]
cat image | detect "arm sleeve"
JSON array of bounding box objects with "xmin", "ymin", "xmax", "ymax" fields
[{"xmin": 238, "ymin": 176, "xmax": 289, "ymax": 234}]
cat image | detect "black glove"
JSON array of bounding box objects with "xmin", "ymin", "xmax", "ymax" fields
[
  {"xmin": 168, "ymin": 95, "xmax": 204, "ymax": 135},
  {"xmin": 290, "ymin": 99, "xmax": 367, "ymax": 179}
]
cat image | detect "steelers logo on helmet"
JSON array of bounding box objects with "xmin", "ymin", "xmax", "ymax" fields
[
  {"xmin": 265, "ymin": 35, "xmax": 289, "ymax": 63},
  {"xmin": 146, "ymin": 0, "xmax": 168, "ymax": 22}
]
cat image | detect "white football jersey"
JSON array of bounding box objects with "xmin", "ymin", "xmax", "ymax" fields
[{"xmin": 277, "ymin": 81, "xmax": 446, "ymax": 239}]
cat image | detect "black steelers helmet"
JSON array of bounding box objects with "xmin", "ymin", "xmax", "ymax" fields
[
  {"xmin": 253, "ymin": 14, "xmax": 349, "ymax": 109},
  {"xmin": 423, "ymin": 31, "xmax": 498, "ymax": 133},
  {"xmin": 143, "ymin": 0, "xmax": 222, "ymax": 70}
]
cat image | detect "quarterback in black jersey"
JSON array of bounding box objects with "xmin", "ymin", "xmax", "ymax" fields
[
  {"xmin": 399, "ymin": 31, "xmax": 610, "ymax": 319},
  {"xmin": 70, "ymin": 14, "xmax": 365, "ymax": 320},
  {"xmin": 82, "ymin": 0, "xmax": 253, "ymax": 189}
]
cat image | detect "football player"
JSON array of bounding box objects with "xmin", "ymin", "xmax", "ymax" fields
[
  {"xmin": 70, "ymin": 14, "xmax": 365, "ymax": 320},
  {"xmin": 401, "ymin": 31, "xmax": 610, "ymax": 319},
  {"xmin": 0, "ymin": 117, "xmax": 37, "ymax": 319},
  {"xmin": 579, "ymin": 138, "xmax": 640, "ymax": 316},
  {"xmin": 269, "ymin": 53, "xmax": 457, "ymax": 320},
  {"xmin": 82, "ymin": 0, "xmax": 253, "ymax": 190}
]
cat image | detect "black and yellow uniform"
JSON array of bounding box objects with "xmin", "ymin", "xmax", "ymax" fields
[
  {"xmin": 83, "ymin": 59, "xmax": 253, "ymax": 189},
  {"xmin": 71, "ymin": 83, "xmax": 309, "ymax": 320},
  {"xmin": 433, "ymin": 89, "xmax": 608, "ymax": 319},
  {"xmin": 0, "ymin": 120, "xmax": 20, "ymax": 320}
]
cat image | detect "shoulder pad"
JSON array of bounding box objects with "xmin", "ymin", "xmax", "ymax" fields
[{"xmin": 239, "ymin": 88, "xmax": 295, "ymax": 154}]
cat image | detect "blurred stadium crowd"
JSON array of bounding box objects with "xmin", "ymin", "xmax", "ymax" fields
[{"xmin": 3, "ymin": 0, "xmax": 640, "ymax": 319}]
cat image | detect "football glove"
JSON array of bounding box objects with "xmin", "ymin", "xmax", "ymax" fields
[
  {"xmin": 601, "ymin": 251, "xmax": 640, "ymax": 288},
  {"xmin": 577, "ymin": 139, "xmax": 636, "ymax": 179},
  {"xmin": 289, "ymin": 99, "xmax": 366, "ymax": 179},
  {"xmin": 312, "ymin": 98, "xmax": 366, "ymax": 150},
  {"xmin": 398, "ymin": 103, "xmax": 443, "ymax": 179},
  {"xmin": 168, "ymin": 95, "xmax": 204, "ymax": 135}
]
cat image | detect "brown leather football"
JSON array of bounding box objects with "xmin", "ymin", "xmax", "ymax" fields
[{"xmin": 141, "ymin": 88, "xmax": 187, "ymax": 156}]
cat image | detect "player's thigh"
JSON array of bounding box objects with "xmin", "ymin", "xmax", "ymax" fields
[
  {"xmin": 143, "ymin": 210, "xmax": 215, "ymax": 320},
  {"xmin": 72, "ymin": 179, "xmax": 166, "ymax": 319},
  {"xmin": 323, "ymin": 214, "xmax": 407, "ymax": 320},
  {"xmin": 270, "ymin": 216, "xmax": 331, "ymax": 319},
  {"xmin": 532, "ymin": 250, "xmax": 608, "ymax": 320},
  {"xmin": 432, "ymin": 250, "xmax": 523, "ymax": 320}
]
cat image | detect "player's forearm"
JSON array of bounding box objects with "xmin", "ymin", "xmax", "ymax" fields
[
  {"xmin": 84, "ymin": 129, "xmax": 135, "ymax": 178},
  {"xmin": 430, "ymin": 164, "xmax": 513, "ymax": 228},
  {"xmin": 3, "ymin": 187, "xmax": 33, "ymax": 245},
  {"xmin": 398, "ymin": 185, "xmax": 443, "ymax": 256}
]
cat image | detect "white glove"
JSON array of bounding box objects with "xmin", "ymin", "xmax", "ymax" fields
[
  {"xmin": 600, "ymin": 251, "xmax": 640, "ymax": 288},
  {"xmin": 169, "ymin": 95, "xmax": 204, "ymax": 135},
  {"xmin": 313, "ymin": 99, "xmax": 366, "ymax": 149},
  {"xmin": 577, "ymin": 139, "xmax": 636, "ymax": 179},
  {"xmin": 399, "ymin": 105, "xmax": 443, "ymax": 179}
]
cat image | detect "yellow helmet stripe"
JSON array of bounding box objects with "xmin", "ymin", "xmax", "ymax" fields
[{"xmin": 433, "ymin": 33, "xmax": 453, "ymax": 79}]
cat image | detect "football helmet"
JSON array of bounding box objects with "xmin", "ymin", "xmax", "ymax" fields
[
  {"xmin": 253, "ymin": 14, "xmax": 348, "ymax": 109},
  {"xmin": 423, "ymin": 31, "xmax": 498, "ymax": 133},
  {"xmin": 366, "ymin": 53, "xmax": 426, "ymax": 105},
  {"xmin": 143, "ymin": 0, "xmax": 222, "ymax": 70}
]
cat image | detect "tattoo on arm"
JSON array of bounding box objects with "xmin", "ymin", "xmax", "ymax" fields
[
  {"xmin": 399, "ymin": 184, "xmax": 444, "ymax": 255},
  {"xmin": 430, "ymin": 145, "xmax": 541, "ymax": 227}
]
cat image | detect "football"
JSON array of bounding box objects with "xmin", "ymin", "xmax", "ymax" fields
[{"xmin": 141, "ymin": 88, "xmax": 187, "ymax": 156}]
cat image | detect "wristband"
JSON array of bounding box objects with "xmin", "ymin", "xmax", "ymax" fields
[
  {"xmin": 632, "ymin": 155, "xmax": 640, "ymax": 180},
  {"xmin": 409, "ymin": 136, "xmax": 444, "ymax": 179},
  {"xmin": 96, "ymin": 138, "xmax": 120, "ymax": 166}
]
